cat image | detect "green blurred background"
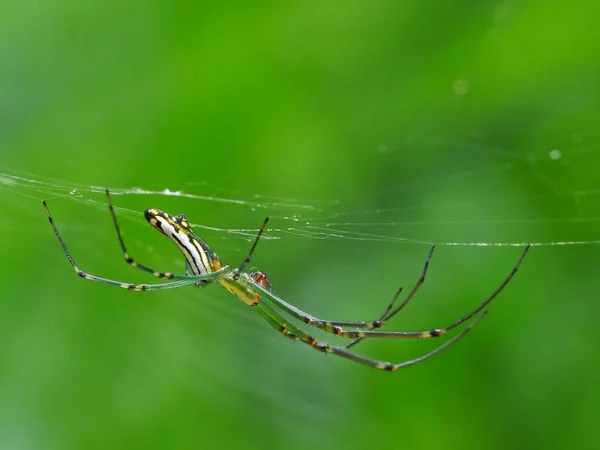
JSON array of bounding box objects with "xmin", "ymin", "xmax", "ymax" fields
[{"xmin": 1, "ymin": 1, "xmax": 599, "ymax": 449}]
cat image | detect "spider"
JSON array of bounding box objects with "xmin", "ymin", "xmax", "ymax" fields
[{"xmin": 43, "ymin": 190, "xmax": 530, "ymax": 371}]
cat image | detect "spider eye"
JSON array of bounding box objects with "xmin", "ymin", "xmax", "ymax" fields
[{"xmin": 175, "ymin": 213, "xmax": 190, "ymax": 229}]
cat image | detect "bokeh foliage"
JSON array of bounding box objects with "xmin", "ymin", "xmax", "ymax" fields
[{"xmin": 1, "ymin": 1, "xmax": 599, "ymax": 449}]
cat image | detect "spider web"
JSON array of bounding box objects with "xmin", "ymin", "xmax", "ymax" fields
[
  {"xmin": 1, "ymin": 0, "xmax": 599, "ymax": 446},
  {"xmin": 0, "ymin": 149, "xmax": 598, "ymax": 428},
  {"xmin": 1, "ymin": 155, "xmax": 599, "ymax": 250}
]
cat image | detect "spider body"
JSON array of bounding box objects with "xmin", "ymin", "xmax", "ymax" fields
[
  {"xmin": 43, "ymin": 190, "xmax": 530, "ymax": 371},
  {"xmin": 218, "ymin": 271, "xmax": 266, "ymax": 306},
  {"xmin": 144, "ymin": 208, "xmax": 222, "ymax": 285},
  {"xmin": 145, "ymin": 206, "xmax": 270, "ymax": 305}
]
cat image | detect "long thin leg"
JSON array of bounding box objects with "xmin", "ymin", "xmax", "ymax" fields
[
  {"xmin": 250, "ymin": 244, "xmax": 530, "ymax": 339},
  {"xmin": 105, "ymin": 189, "xmax": 201, "ymax": 281},
  {"xmin": 378, "ymin": 245, "xmax": 531, "ymax": 329},
  {"xmin": 346, "ymin": 244, "xmax": 436, "ymax": 349},
  {"xmin": 253, "ymin": 286, "xmax": 396, "ymax": 330},
  {"xmin": 235, "ymin": 215, "xmax": 380, "ymax": 331},
  {"xmin": 43, "ymin": 200, "xmax": 229, "ymax": 291},
  {"xmin": 255, "ymin": 301, "xmax": 488, "ymax": 371},
  {"xmin": 255, "ymin": 303, "xmax": 299, "ymax": 341},
  {"xmin": 233, "ymin": 217, "xmax": 270, "ymax": 280}
]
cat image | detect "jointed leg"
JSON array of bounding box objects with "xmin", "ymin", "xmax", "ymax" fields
[
  {"xmin": 255, "ymin": 301, "xmax": 488, "ymax": 371},
  {"xmin": 233, "ymin": 217, "xmax": 270, "ymax": 280},
  {"xmin": 43, "ymin": 200, "xmax": 228, "ymax": 291},
  {"xmin": 250, "ymin": 244, "xmax": 530, "ymax": 339},
  {"xmin": 234, "ymin": 216, "xmax": 384, "ymax": 332},
  {"xmin": 373, "ymin": 244, "xmax": 531, "ymax": 330},
  {"xmin": 346, "ymin": 244, "xmax": 436, "ymax": 349},
  {"xmin": 255, "ymin": 303, "xmax": 299, "ymax": 341},
  {"xmin": 104, "ymin": 189, "xmax": 200, "ymax": 281}
]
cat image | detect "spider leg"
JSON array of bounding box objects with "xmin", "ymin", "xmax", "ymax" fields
[
  {"xmin": 43, "ymin": 200, "xmax": 229, "ymax": 291},
  {"xmin": 250, "ymin": 244, "xmax": 530, "ymax": 339},
  {"xmin": 379, "ymin": 244, "xmax": 530, "ymax": 328},
  {"xmin": 105, "ymin": 189, "xmax": 201, "ymax": 281},
  {"xmin": 238, "ymin": 216, "xmax": 401, "ymax": 331},
  {"xmin": 233, "ymin": 217, "xmax": 270, "ymax": 280},
  {"xmin": 254, "ymin": 301, "xmax": 488, "ymax": 371},
  {"xmin": 343, "ymin": 244, "xmax": 532, "ymax": 338},
  {"xmin": 255, "ymin": 302, "xmax": 299, "ymax": 341},
  {"xmin": 251, "ymin": 285, "xmax": 391, "ymax": 331},
  {"xmin": 346, "ymin": 244, "xmax": 436, "ymax": 349}
]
